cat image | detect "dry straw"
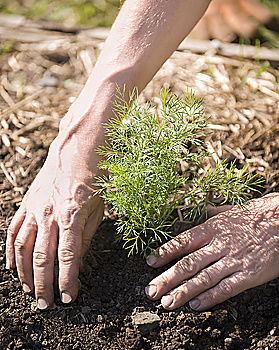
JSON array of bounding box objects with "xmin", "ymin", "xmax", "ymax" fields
[{"xmin": 0, "ymin": 26, "xmax": 278, "ymax": 215}]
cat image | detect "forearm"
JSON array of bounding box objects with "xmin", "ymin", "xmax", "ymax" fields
[
  {"xmin": 93, "ymin": 0, "xmax": 210, "ymax": 88},
  {"xmin": 57, "ymin": 0, "xmax": 210, "ymax": 169},
  {"xmin": 70, "ymin": 0, "xmax": 210, "ymax": 119}
]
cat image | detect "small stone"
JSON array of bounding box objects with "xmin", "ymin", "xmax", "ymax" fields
[
  {"xmin": 270, "ymin": 327, "xmax": 278, "ymax": 336},
  {"xmin": 30, "ymin": 333, "xmax": 38, "ymax": 341},
  {"xmin": 31, "ymin": 302, "xmax": 38, "ymax": 312},
  {"xmin": 224, "ymin": 337, "xmax": 233, "ymax": 346},
  {"xmin": 132, "ymin": 306, "xmax": 145, "ymax": 315},
  {"xmin": 97, "ymin": 314, "xmax": 104, "ymax": 323},
  {"xmin": 132, "ymin": 311, "xmax": 161, "ymax": 334}
]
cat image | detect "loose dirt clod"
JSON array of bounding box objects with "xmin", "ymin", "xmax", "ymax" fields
[{"xmin": 132, "ymin": 311, "xmax": 161, "ymax": 334}]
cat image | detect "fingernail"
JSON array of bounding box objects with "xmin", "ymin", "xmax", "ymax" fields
[
  {"xmin": 61, "ymin": 292, "xmax": 72, "ymax": 304},
  {"xmin": 22, "ymin": 283, "xmax": 31, "ymax": 293},
  {"xmin": 37, "ymin": 298, "xmax": 48, "ymax": 310},
  {"xmin": 5, "ymin": 261, "xmax": 10, "ymax": 269},
  {"xmin": 146, "ymin": 255, "xmax": 159, "ymax": 267},
  {"xmin": 161, "ymin": 295, "xmax": 173, "ymax": 308},
  {"xmin": 189, "ymin": 298, "xmax": 201, "ymax": 310},
  {"xmin": 145, "ymin": 285, "xmax": 157, "ymax": 298}
]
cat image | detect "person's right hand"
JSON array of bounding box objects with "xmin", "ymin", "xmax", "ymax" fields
[
  {"xmin": 4, "ymin": 0, "xmax": 222, "ymax": 310},
  {"xmin": 5, "ymin": 108, "xmax": 105, "ymax": 309}
]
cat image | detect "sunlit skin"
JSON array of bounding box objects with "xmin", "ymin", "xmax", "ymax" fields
[
  {"xmin": 145, "ymin": 194, "xmax": 279, "ymax": 310},
  {"xmin": 5, "ymin": 0, "xmax": 279, "ymax": 311}
]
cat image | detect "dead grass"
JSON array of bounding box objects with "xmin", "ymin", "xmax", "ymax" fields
[{"xmin": 0, "ymin": 37, "xmax": 278, "ymax": 210}]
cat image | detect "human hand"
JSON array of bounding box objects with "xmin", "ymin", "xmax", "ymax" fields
[
  {"xmin": 145, "ymin": 193, "xmax": 279, "ymax": 311},
  {"xmin": 5, "ymin": 112, "xmax": 105, "ymax": 310},
  {"xmin": 192, "ymin": 0, "xmax": 273, "ymax": 41}
]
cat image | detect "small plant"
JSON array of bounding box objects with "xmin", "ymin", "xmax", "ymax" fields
[{"xmin": 97, "ymin": 88, "xmax": 261, "ymax": 256}]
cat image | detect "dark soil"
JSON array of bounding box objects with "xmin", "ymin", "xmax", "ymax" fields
[
  {"xmin": 1, "ymin": 208, "xmax": 279, "ymax": 350},
  {"xmin": 1, "ymin": 31, "xmax": 279, "ymax": 350}
]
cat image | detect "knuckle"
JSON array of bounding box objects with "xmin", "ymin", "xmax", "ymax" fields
[
  {"xmin": 41, "ymin": 204, "xmax": 53, "ymax": 218},
  {"xmin": 154, "ymin": 271, "xmax": 170, "ymax": 289},
  {"xmin": 34, "ymin": 285, "xmax": 45, "ymax": 295},
  {"xmin": 198, "ymin": 270, "xmax": 213, "ymax": 289},
  {"xmin": 33, "ymin": 251, "xmax": 50, "ymax": 268},
  {"xmin": 59, "ymin": 248, "xmax": 77, "ymax": 264},
  {"xmin": 14, "ymin": 239, "xmax": 26, "ymax": 253},
  {"xmin": 176, "ymin": 256, "xmax": 196, "ymax": 276},
  {"xmin": 60, "ymin": 205, "xmax": 80, "ymax": 229},
  {"xmin": 219, "ymin": 280, "xmax": 233, "ymax": 296},
  {"xmin": 173, "ymin": 286, "xmax": 187, "ymax": 301}
]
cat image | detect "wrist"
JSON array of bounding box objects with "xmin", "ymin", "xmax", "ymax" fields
[{"xmin": 60, "ymin": 68, "xmax": 137, "ymax": 129}]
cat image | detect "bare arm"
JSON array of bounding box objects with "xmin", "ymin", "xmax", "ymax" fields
[
  {"xmin": 6, "ymin": 0, "xmax": 211, "ymax": 309},
  {"xmin": 64, "ymin": 0, "xmax": 211, "ymax": 127}
]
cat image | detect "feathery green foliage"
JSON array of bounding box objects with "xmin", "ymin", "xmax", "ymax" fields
[{"xmin": 97, "ymin": 88, "xmax": 261, "ymax": 256}]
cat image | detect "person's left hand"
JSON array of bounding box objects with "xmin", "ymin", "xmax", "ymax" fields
[{"xmin": 145, "ymin": 193, "xmax": 279, "ymax": 311}]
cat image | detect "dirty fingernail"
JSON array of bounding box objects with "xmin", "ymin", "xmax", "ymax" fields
[
  {"xmin": 146, "ymin": 255, "xmax": 159, "ymax": 267},
  {"xmin": 189, "ymin": 298, "xmax": 201, "ymax": 310},
  {"xmin": 37, "ymin": 298, "xmax": 48, "ymax": 310},
  {"xmin": 22, "ymin": 283, "xmax": 31, "ymax": 293},
  {"xmin": 61, "ymin": 292, "xmax": 72, "ymax": 304},
  {"xmin": 161, "ymin": 295, "xmax": 173, "ymax": 308},
  {"xmin": 145, "ymin": 284, "xmax": 157, "ymax": 298}
]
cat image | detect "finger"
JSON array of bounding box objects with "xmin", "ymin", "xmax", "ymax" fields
[
  {"xmin": 160, "ymin": 258, "xmax": 239, "ymax": 310},
  {"xmin": 205, "ymin": 0, "xmax": 235, "ymax": 41},
  {"xmin": 189, "ymin": 272, "xmax": 247, "ymax": 311},
  {"xmin": 81, "ymin": 200, "xmax": 104, "ymax": 258},
  {"xmin": 145, "ymin": 243, "xmax": 223, "ymax": 300},
  {"xmin": 14, "ymin": 215, "xmax": 37, "ymax": 293},
  {"xmin": 146, "ymin": 224, "xmax": 212, "ymax": 268},
  {"xmin": 33, "ymin": 213, "xmax": 58, "ymax": 310},
  {"xmin": 207, "ymin": 12, "xmax": 235, "ymax": 42},
  {"xmin": 239, "ymin": 0, "xmax": 273, "ymax": 24},
  {"xmin": 191, "ymin": 16, "xmax": 210, "ymax": 40},
  {"xmin": 220, "ymin": 2, "xmax": 257, "ymax": 38},
  {"xmin": 58, "ymin": 208, "xmax": 85, "ymax": 304},
  {"xmin": 6, "ymin": 207, "xmax": 26, "ymax": 269}
]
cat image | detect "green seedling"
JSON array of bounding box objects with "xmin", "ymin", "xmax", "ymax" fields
[{"xmin": 97, "ymin": 88, "xmax": 261, "ymax": 257}]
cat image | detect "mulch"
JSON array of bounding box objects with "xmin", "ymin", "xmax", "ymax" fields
[{"xmin": 0, "ymin": 29, "xmax": 279, "ymax": 349}]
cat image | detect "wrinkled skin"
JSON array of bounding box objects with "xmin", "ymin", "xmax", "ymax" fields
[
  {"xmin": 6, "ymin": 0, "xmax": 213, "ymax": 310},
  {"xmin": 5, "ymin": 117, "xmax": 105, "ymax": 309},
  {"xmin": 5, "ymin": 0, "xmax": 279, "ymax": 312},
  {"xmin": 145, "ymin": 193, "xmax": 279, "ymax": 311}
]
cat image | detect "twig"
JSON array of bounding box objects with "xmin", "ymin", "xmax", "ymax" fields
[
  {"xmin": 1, "ymin": 89, "xmax": 44, "ymax": 119},
  {"xmin": 0, "ymin": 162, "xmax": 17, "ymax": 186},
  {"xmin": 0, "ymin": 85, "xmax": 15, "ymax": 107},
  {"xmin": 0, "ymin": 281, "xmax": 10, "ymax": 286}
]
